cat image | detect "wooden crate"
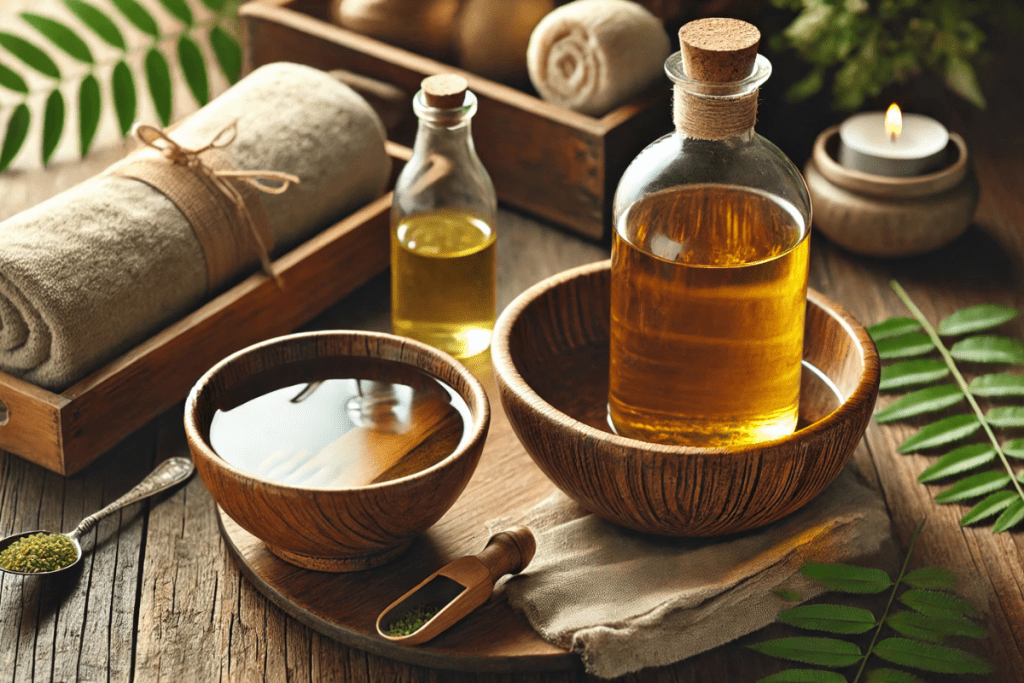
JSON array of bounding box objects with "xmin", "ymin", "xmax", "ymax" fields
[
  {"xmin": 0, "ymin": 143, "xmax": 411, "ymax": 476},
  {"xmin": 240, "ymin": 0, "xmax": 672, "ymax": 241}
]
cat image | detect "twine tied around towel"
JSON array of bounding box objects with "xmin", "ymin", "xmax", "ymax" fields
[{"xmin": 112, "ymin": 122, "xmax": 300, "ymax": 291}]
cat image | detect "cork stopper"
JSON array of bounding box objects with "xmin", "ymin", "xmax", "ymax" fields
[
  {"xmin": 422, "ymin": 74, "xmax": 468, "ymax": 108},
  {"xmin": 679, "ymin": 18, "xmax": 760, "ymax": 83}
]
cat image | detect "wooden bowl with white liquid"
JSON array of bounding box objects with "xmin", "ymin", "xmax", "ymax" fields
[
  {"xmin": 492, "ymin": 260, "xmax": 879, "ymax": 537},
  {"xmin": 185, "ymin": 331, "xmax": 489, "ymax": 571}
]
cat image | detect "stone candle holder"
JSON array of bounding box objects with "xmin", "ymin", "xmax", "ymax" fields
[{"xmin": 804, "ymin": 125, "xmax": 978, "ymax": 258}]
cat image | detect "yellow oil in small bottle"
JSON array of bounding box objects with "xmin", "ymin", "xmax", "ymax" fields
[
  {"xmin": 608, "ymin": 184, "xmax": 810, "ymax": 447},
  {"xmin": 391, "ymin": 208, "xmax": 496, "ymax": 359}
]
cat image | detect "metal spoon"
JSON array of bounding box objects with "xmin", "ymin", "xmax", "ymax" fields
[{"xmin": 0, "ymin": 457, "xmax": 194, "ymax": 577}]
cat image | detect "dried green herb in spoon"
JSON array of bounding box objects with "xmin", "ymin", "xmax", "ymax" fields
[
  {"xmin": 387, "ymin": 604, "xmax": 441, "ymax": 637},
  {"xmin": 0, "ymin": 533, "xmax": 78, "ymax": 573}
]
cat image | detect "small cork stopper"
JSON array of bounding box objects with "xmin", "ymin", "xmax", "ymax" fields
[
  {"xmin": 679, "ymin": 18, "xmax": 760, "ymax": 83},
  {"xmin": 422, "ymin": 74, "xmax": 468, "ymax": 108}
]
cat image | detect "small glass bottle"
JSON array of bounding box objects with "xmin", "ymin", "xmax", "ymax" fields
[
  {"xmin": 391, "ymin": 74, "xmax": 498, "ymax": 359},
  {"xmin": 608, "ymin": 19, "xmax": 812, "ymax": 448}
]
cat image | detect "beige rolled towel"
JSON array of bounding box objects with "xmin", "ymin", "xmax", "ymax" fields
[
  {"xmin": 526, "ymin": 0, "xmax": 670, "ymax": 117},
  {"xmin": 0, "ymin": 62, "xmax": 390, "ymax": 391}
]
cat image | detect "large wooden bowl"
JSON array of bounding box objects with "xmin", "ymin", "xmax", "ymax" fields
[
  {"xmin": 185, "ymin": 332, "xmax": 489, "ymax": 571},
  {"xmin": 492, "ymin": 261, "xmax": 879, "ymax": 537}
]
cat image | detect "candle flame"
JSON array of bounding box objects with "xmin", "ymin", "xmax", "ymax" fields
[{"xmin": 885, "ymin": 103, "xmax": 902, "ymax": 142}]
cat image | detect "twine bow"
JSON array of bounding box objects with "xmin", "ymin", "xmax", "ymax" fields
[{"xmin": 132, "ymin": 122, "xmax": 300, "ymax": 286}]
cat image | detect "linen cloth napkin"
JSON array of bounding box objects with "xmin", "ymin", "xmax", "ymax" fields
[
  {"xmin": 0, "ymin": 62, "xmax": 390, "ymax": 390},
  {"xmin": 489, "ymin": 466, "xmax": 895, "ymax": 679}
]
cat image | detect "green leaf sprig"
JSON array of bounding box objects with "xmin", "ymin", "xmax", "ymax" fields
[
  {"xmin": 0, "ymin": 0, "xmax": 244, "ymax": 171},
  {"xmin": 870, "ymin": 280, "xmax": 1024, "ymax": 533},
  {"xmin": 768, "ymin": 0, "xmax": 1024, "ymax": 110},
  {"xmin": 750, "ymin": 521, "xmax": 994, "ymax": 682}
]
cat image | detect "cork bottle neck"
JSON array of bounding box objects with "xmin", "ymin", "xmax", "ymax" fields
[{"xmin": 666, "ymin": 52, "xmax": 771, "ymax": 140}]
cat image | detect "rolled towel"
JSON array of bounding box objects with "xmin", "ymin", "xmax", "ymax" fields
[
  {"xmin": 526, "ymin": 0, "xmax": 670, "ymax": 117},
  {"xmin": 0, "ymin": 62, "xmax": 390, "ymax": 391}
]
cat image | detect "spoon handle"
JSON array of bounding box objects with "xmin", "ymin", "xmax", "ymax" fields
[{"xmin": 68, "ymin": 457, "xmax": 195, "ymax": 541}]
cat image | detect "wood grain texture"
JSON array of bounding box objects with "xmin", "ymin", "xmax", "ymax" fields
[
  {"xmin": 807, "ymin": 128, "xmax": 978, "ymax": 258},
  {"xmin": 187, "ymin": 332, "xmax": 490, "ymax": 571},
  {"xmin": 240, "ymin": 0, "xmax": 672, "ymax": 240},
  {"xmin": 3, "ymin": 64, "xmax": 1024, "ymax": 683},
  {"xmin": 492, "ymin": 261, "xmax": 880, "ymax": 537}
]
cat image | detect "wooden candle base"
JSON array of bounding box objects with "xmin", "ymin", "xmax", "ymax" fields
[{"xmin": 805, "ymin": 126, "xmax": 978, "ymax": 258}]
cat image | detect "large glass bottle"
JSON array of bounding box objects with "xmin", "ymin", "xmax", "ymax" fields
[
  {"xmin": 391, "ymin": 74, "xmax": 498, "ymax": 359},
  {"xmin": 608, "ymin": 19, "xmax": 812, "ymax": 448}
]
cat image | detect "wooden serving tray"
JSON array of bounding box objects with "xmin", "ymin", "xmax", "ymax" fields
[
  {"xmin": 217, "ymin": 351, "xmax": 576, "ymax": 673},
  {"xmin": 239, "ymin": 0, "xmax": 672, "ymax": 241},
  {"xmin": 0, "ymin": 142, "xmax": 411, "ymax": 476}
]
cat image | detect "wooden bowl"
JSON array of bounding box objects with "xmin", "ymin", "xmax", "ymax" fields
[
  {"xmin": 184, "ymin": 331, "xmax": 489, "ymax": 571},
  {"xmin": 492, "ymin": 261, "xmax": 879, "ymax": 537},
  {"xmin": 805, "ymin": 126, "xmax": 979, "ymax": 257}
]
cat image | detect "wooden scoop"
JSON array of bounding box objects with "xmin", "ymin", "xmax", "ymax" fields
[{"xmin": 376, "ymin": 526, "xmax": 536, "ymax": 645}]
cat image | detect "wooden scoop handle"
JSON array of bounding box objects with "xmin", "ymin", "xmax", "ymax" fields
[{"xmin": 473, "ymin": 526, "xmax": 536, "ymax": 583}]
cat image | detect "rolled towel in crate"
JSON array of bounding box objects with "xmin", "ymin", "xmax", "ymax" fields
[
  {"xmin": 0, "ymin": 62, "xmax": 390, "ymax": 391},
  {"xmin": 526, "ymin": 0, "xmax": 670, "ymax": 117}
]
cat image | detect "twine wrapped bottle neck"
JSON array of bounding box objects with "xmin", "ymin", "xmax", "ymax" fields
[
  {"xmin": 665, "ymin": 51, "xmax": 771, "ymax": 141},
  {"xmin": 673, "ymin": 87, "xmax": 758, "ymax": 140}
]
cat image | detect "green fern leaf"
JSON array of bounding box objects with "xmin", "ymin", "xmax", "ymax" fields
[
  {"xmin": 65, "ymin": 0, "xmax": 126, "ymax": 51},
  {"xmin": 986, "ymin": 406, "xmax": 1024, "ymax": 428},
  {"xmin": 0, "ymin": 61, "xmax": 28, "ymax": 93},
  {"xmin": 799, "ymin": 563, "xmax": 892, "ymax": 594},
  {"xmin": 864, "ymin": 669, "xmax": 925, "ymax": 683},
  {"xmin": 933, "ymin": 470, "xmax": 1011, "ymax": 503},
  {"xmin": 970, "ymin": 372, "xmax": 1024, "ymax": 397},
  {"xmin": 748, "ymin": 637, "xmax": 862, "ymax": 668},
  {"xmin": 875, "ymin": 332, "xmax": 933, "ymax": 360},
  {"xmin": 41, "ymin": 88, "xmax": 64, "ymax": 166},
  {"xmin": 879, "ymin": 359, "xmax": 949, "ymax": 391},
  {"xmin": 917, "ymin": 444, "xmax": 995, "ymax": 483},
  {"xmin": 200, "ymin": 0, "xmax": 226, "ymax": 10},
  {"xmin": 875, "ymin": 384, "xmax": 962, "ymax": 424},
  {"xmin": 960, "ymin": 490, "xmax": 1018, "ymax": 525},
  {"xmin": 110, "ymin": 0, "xmax": 159, "ymax": 37},
  {"xmin": 869, "ymin": 317, "xmax": 921, "ymax": 341},
  {"xmin": 776, "ymin": 604, "xmax": 875, "ymax": 634},
  {"xmin": 1004, "ymin": 438, "xmax": 1024, "ymax": 459},
  {"xmin": 887, "ymin": 611, "xmax": 986, "ymax": 642},
  {"xmin": 78, "ymin": 74, "xmax": 101, "ymax": 156},
  {"xmin": 992, "ymin": 497, "xmax": 1024, "ymax": 532},
  {"xmin": 950, "ymin": 335, "xmax": 1024, "ymax": 365},
  {"xmin": 899, "ymin": 589, "xmax": 979, "ymax": 618},
  {"xmin": 177, "ymin": 35, "xmax": 208, "ymax": 105},
  {"xmin": 111, "ymin": 60, "xmax": 135, "ymax": 136},
  {"xmin": 157, "ymin": 0, "xmax": 193, "ymax": 25},
  {"xmin": 20, "ymin": 13, "xmax": 93, "ymax": 64},
  {"xmin": 0, "ymin": 104, "xmax": 30, "ymax": 171},
  {"xmin": 145, "ymin": 48, "xmax": 172, "ymax": 126},
  {"xmin": 209, "ymin": 26, "xmax": 241, "ymax": 83},
  {"xmin": 873, "ymin": 637, "xmax": 994, "ymax": 674},
  {"xmin": 938, "ymin": 304, "xmax": 1018, "ymax": 336},
  {"xmin": 898, "ymin": 414, "xmax": 980, "ymax": 453},
  {"xmin": 0, "ymin": 32, "xmax": 60, "ymax": 78},
  {"xmin": 759, "ymin": 670, "xmax": 848, "ymax": 683},
  {"xmin": 902, "ymin": 567, "xmax": 956, "ymax": 590}
]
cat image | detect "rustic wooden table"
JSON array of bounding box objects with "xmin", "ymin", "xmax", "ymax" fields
[{"xmin": 1, "ymin": 98, "xmax": 1022, "ymax": 682}]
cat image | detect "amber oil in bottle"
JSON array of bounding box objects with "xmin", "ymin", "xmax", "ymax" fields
[
  {"xmin": 391, "ymin": 75, "xmax": 497, "ymax": 359},
  {"xmin": 608, "ymin": 19, "xmax": 812, "ymax": 448},
  {"xmin": 609, "ymin": 184, "xmax": 809, "ymax": 446}
]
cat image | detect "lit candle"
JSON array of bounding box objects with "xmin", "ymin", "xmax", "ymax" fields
[{"xmin": 837, "ymin": 104, "xmax": 949, "ymax": 177}]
